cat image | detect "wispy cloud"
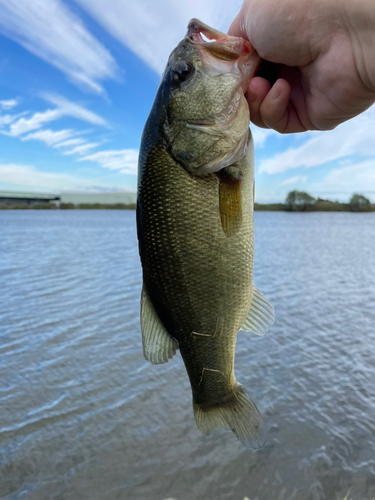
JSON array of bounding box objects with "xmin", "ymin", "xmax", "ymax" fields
[
  {"xmin": 1, "ymin": 94, "xmax": 106, "ymax": 137},
  {"xmin": 62, "ymin": 142, "xmax": 100, "ymax": 156},
  {"xmin": 54, "ymin": 138, "xmax": 86, "ymax": 149},
  {"xmin": 22, "ymin": 129, "xmax": 76, "ymax": 146},
  {"xmin": 312, "ymin": 160, "xmax": 375, "ymax": 200},
  {"xmin": 0, "ymin": 163, "xmax": 110, "ymax": 191},
  {"xmin": 0, "ymin": 0, "xmax": 118, "ymax": 93},
  {"xmin": 41, "ymin": 94, "xmax": 107, "ymax": 126},
  {"xmin": 7, "ymin": 110, "xmax": 65, "ymax": 137},
  {"xmin": 80, "ymin": 149, "xmax": 139, "ymax": 174},
  {"xmin": 0, "ymin": 98, "xmax": 19, "ymax": 110},
  {"xmin": 73, "ymin": 0, "xmax": 242, "ymax": 74},
  {"xmin": 259, "ymin": 108, "xmax": 375, "ymax": 174},
  {"xmin": 281, "ymin": 175, "xmax": 307, "ymax": 185},
  {"xmin": 0, "ymin": 96, "xmax": 110, "ymax": 167},
  {"xmin": 0, "ymin": 113, "xmax": 21, "ymax": 127},
  {"xmin": 252, "ymin": 125, "xmax": 278, "ymax": 148}
]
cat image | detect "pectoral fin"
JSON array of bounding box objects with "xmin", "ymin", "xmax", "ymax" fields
[
  {"xmin": 239, "ymin": 284, "xmax": 275, "ymax": 336},
  {"xmin": 141, "ymin": 286, "xmax": 178, "ymax": 364},
  {"xmin": 219, "ymin": 167, "xmax": 242, "ymax": 237}
]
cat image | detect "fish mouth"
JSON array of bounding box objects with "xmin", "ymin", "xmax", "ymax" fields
[{"xmin": 186, "ymin": 18, "xmax": 254, "ymax": 62}]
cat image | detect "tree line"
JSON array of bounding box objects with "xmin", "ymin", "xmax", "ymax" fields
[
  {"xmin": 254, "ymin": 191, "xmax": 374, "ymax": 212},
  {"xmin": 285, "ymin": 191, "xmax": 374, "ymax": 212}
]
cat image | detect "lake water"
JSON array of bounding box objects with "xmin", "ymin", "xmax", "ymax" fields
[{"xmin": 1, "ymin": 210, "xmax": 375, "ymax": 500}]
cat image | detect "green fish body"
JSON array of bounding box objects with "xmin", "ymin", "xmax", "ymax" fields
[{"xmin": 137, "ymin": 19, "xmax": 274, "ymax": 449}]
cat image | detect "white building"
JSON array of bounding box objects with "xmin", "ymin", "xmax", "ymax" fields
[{"xmin": 0, "ymin": 190, "xmax": 137, "ymax": 206}]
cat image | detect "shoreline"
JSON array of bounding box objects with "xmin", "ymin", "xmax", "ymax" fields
[
  {"xmin": 0, "ymin": 202, "xmax": 374, "ymax": 212},
  {"xmin": 254, "ymin": 201, "xmax": 375, "ymax": 212},
  {"xmin": 0, "ymin": 202, "xmax": 136, "ymax": 210}
]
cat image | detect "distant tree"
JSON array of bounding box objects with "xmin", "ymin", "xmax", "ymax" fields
[
  {"xmin": 349, "ymin": 194, "xmax": 372, "ymax": 212},
  {"xmin": 286, "ymin": 190, "xmax": 315, "ymax": 211}
]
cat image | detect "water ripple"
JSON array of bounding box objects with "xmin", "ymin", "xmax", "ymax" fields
[{"xmin": 1, "ymin": 211, "xmax": 375, "ymax": 500}]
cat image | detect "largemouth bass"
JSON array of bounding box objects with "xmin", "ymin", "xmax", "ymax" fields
[{"xmin": 137, "ymin": 19, "xmax": 274, "ymax": 449}]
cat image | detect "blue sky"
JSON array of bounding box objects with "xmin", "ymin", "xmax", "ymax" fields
[{"xmin": 0, "ymin": 0, "xmax": 374, "ymax": 203}]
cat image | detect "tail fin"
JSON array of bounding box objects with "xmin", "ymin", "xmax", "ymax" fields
[{"xmin": 193, "ymin": 383, "xmax": 266, "ymax": 450}]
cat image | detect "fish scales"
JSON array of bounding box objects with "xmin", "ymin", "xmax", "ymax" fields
[
  {"xmin": 140, "ymin": 141, "xmax": 254, "ymax": 399},
  {"xmin": 137, "ymin": 19, "xmax": 274, "ymax": 448}
]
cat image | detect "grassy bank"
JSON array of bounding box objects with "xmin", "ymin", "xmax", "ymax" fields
[
  {"xmin": 255, "ymin": 191, "xmax": 375, "ymax": 212},
  {"xmin": 1, "ymin": 192, "xmax": 374, "ymax": 213},
  {"xmin": 254, "ymin": 203, "xmax": 287, "ymax": 211},
  {"xmin": 163, "ymin": 494, "xmax": 375, "ymax": 500},
  {"xmin": 1, "ymin": 201, "xmax": 374, "ymax": 212},
  {"xmin": 0, "ymin": 202, "xmax": 136, "ymax": 210},
  {"xmin": 254, "ymin": 200, "xmax": 375, "ymax": 212}
]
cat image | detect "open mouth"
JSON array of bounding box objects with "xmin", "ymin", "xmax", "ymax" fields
[
  {"xmin": 186, "ymin": 18, "xmax": 253, "ymax": 61},
  {"xmin": 187, "ymin": 19, "xmax": 228, "ymax": 43}
]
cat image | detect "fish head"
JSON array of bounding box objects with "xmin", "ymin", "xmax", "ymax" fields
[{"xmin": 159, "ymin": 19, "xmax": 260, "ymax": 175}]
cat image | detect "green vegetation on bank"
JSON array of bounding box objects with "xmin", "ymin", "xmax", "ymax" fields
[
  {"xmin": 255, "ymin": 191, "xmax": 375, "ymax": 212},
  {"xmin": 0, "ymin": 202, "xmax": 58, "ymax": 209},
  {"xmin": 0, "ymin": 191, "xmax": 373, "ymax": 212},
  {"xmin": 162, "ymin": 493, "xmax": 375, "ymax": 500},
  {"xmin": 0, "ymin": 202, "xmax": 136, "ymax": 210},
  {"xmin": 253, "ymin": 203, "xmax": 286, "ymax": 211},
  {"xmin": 60, "ymin": 202, "xmax": 136, "ymax": 210}
]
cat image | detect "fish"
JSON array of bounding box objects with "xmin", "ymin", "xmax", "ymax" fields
[{"xmin": 136, "ymin": 18, "xmax": 274, "ymax": 449}]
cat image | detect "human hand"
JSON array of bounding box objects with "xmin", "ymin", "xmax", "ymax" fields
[{"xmin": 228, "ymin": 0, "xmax": 375, "ymax": 133}]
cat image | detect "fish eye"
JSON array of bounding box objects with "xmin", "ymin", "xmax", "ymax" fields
[{"xmin": 172, "ymin": 61, "xmax": 194, "ymax": 84}]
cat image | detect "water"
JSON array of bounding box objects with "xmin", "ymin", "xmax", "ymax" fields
[{"xmin": 1, "ymin": 210, "xmax": 375, "ymax": 500}]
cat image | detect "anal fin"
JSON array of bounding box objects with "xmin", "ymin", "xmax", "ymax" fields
[
  {"xmin": 240, "ymin": 284, "xmax": 275, "ymax": 336},
  {"xmin": 141, "ymin": 286, "xmax": 178, "ymax": 364}
]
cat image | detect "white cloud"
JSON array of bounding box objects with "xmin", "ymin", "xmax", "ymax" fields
[
  {"xmin": 6, "ymin": 109, "xmax": 62, "ymax": 137},
  {"xmin": 0, "ymin": 0, "xmax": 118, "ymax": 93},
  {"xmin": 0, "ymin": 163, "xmax": 110, "ymax": 191},
  {"xmin": 281, "ymin": 175, "xmax": 307, "ymax": 185},
  {"xmin": 0, "ymin": 98, "xmax": 19, "ymax": 110},
  {"xmin": 2, "ymin": 95, "xmax": 106, "ymax": 137},
  {"xmin": 80, "ymin": 149, "xmax": 139, "ymax": 174},
  {"xmin": 0, "ymin": 113, "xmax": 19, "ymax": 127},
  {"xmin": 259, "ymin": 108, "xmax": 375, "ymax": 174},
  {"xmin": 41, "ymin": 94, "xmax": 107, "ymax": 126},
  {"xmin": 54, "ymin": 138, "xmax": 86, "ymax": 149},
  {"xmin": 252, "ymin": 125, "xmax": 277, "ymax": 148},
  {"xmin": 0, "ymin": 96, "xmax": 106, "ymax": 166},
  {"xmin": 22, "ymin": 128, "xmax": 75, "ymax": 146},
  {"xmin": 73, "ymin": 0, "xmax": 243, "ymax": 74},
  {"xmin": 63, "ymin": 142, "xmax": 100, "ymax": 156},
  {"xmin": 312, "ymin": 160, "xmax": 375, "ymax": 201},
  {"xmin": 20, "ymin": 128, "xmax": 101, "ymax": 156}
]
